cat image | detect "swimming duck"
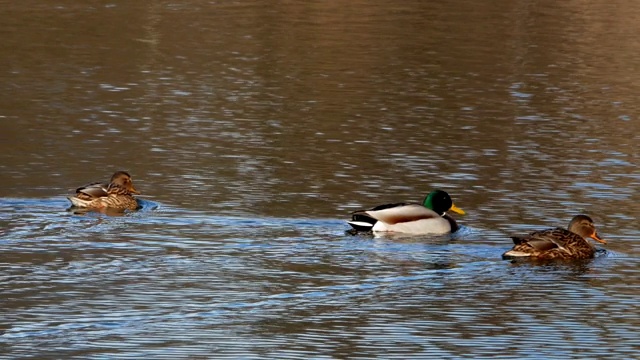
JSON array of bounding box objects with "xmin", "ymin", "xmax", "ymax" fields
[
  {"xmin": 347, "ymin": 189, "xmax": 465, "ymax": 234},
  {"xmin": 502, "ymin": 215, "xmax": 607, "ymax": 260},
  {"xmin": 67, "ymin": 171, "xmax": 140, "ymax": 211}
]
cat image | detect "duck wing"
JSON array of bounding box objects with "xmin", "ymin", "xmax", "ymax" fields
[
  {"xmin": 370, "ymin": 202, "xmax": 408, "ymax": 211},
  {"xmin": 349, "ymin": 202, "xmax": 433, "ymax": 231},
  {"xmin": 510, "ymin": 228, "xmax": 576, "ymax": 251},
  {"xmin": 348, "ymin": 203, "xmax": 404, "ymax": 231},
  {"xmin": 362, "ymin": 203, "xmax": 439, "ymax": 225},
  {"xmin": 75, "ymin": 182, "xmax": 109, "ymax": 200}
]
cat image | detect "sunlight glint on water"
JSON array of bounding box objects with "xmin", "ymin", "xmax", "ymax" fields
[{"xmin": 1, "ymin": 0, "xmax": 640, "ymax": 358}]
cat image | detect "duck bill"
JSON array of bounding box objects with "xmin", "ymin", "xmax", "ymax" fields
[
  {"xmin": 449, "ymin": 203, "xmax": 465, "ymax": 215},
  {"xmin": 130, "ymin": 186, "xmax": 141, "ymax": 195},
  {"xmin": 590, "ymin": 232, "xmax": 607, "ymax": 244}
]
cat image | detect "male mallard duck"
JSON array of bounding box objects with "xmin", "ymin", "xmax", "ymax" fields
[
  {"xmin": 502, "ymin": 215, "xmax": 607, "ymax": 260},
  {"xmin": 347, "ymin": 189, "xmax": 465, "ymax": 234},
  {"xmin": 67, "ymin": 171, "xmax": 140, "ymax": 211}
]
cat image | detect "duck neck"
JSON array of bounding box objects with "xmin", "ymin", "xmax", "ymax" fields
[{"xmin": 443, "ymin": 213, "xmax": 458, "ymax": 233}]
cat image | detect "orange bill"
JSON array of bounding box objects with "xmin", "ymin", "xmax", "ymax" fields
[{"xmin": 590, "ymin": 232, "xmax": 607, "ymax": 244}]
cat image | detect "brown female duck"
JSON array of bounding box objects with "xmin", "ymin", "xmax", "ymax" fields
[
  {"xmin": 502, "ymin": 215, "xmax": 607, "ymax": 260},
  {"xmin": 67, "ymin": 171, "xmax": 140, "ymax": 211}
]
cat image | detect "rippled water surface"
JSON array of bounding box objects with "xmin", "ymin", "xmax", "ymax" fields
[{"xmin": 1, "ymin": 1, "xmax": 639, "ymax": 358}]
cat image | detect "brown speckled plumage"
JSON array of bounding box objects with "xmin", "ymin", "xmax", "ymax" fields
[
  {"xmin": 67, "ymin": 171, "xmax": 140, "ymax": 211},
  {"xmin": 503, "ymin": 215, "xmax": 607, "ymax": 260}
]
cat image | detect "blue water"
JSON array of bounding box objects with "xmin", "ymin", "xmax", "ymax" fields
[
  {"xmin": 2, "ymin": 0, "xmax": 640, "ymax": 358},
  {"xmin": 1, "ymin": 197, "xmax": 638, "ymax": 359}
]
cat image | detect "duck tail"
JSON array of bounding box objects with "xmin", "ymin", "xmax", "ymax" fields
[
  {"xmin": 510, "ymin": 236, "xmax": 526, "ymax": 245},
  {"xmin": 67, "ymin": 196, "xmax": 90, "ymax": 208},
  {"xmin": 502, "ymin": 249, "xmax": 532, "ymax": 259},
  {"xmin": 347, "ymin": 212, "xmax": 376, "ymax": 232},
  {"xmin": 347, "ymin": 220, "xmax": 374, "ymax": 232}
]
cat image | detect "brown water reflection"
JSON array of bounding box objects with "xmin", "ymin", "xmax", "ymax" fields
[{"xmin": 1, "ymin": 1, "xmax": 639, "ymax": 358}]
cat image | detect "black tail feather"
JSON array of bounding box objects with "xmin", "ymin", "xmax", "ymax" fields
[{"xmin": 347, "ymin": 212, "xmax": 377, "ymax": 232}]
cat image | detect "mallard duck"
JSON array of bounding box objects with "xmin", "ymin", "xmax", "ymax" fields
[
  {"xmin": 502, "ymin": 215, "xmax": 607, "ymax": 260},
  {"xmin": 347, "ymin": 189, "xmax": 465, "ymax": 234},
  {"xmin": 67, "ymin": 171, "xmax": 140, "ymax": 211}
]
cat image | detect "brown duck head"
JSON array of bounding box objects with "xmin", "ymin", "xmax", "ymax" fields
[
  {"xmin": 109, "ymin": 171, "xmax": 140, "ymax": 194},
  {"xmin": 568, "ymin": 215, "xmax": 607, "ymax": 244}
]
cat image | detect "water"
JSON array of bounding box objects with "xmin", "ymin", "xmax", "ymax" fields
[{"xmin": 1, "ymin": 1, "xmax": 639, "ymax": 358}]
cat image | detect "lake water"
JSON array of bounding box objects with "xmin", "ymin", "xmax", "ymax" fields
[{"xmin": 1, "ymin": 1, "xmax": 639, "ymax": 358}]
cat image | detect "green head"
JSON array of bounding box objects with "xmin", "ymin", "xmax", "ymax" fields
[{"xmin": 422, "ymin": 190, "xmax": 465, "ymax": 216}]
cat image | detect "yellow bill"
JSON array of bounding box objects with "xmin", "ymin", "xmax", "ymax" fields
[{"xmin": 449, "ymin": 203, "xmax": 465, "ymax": 215}]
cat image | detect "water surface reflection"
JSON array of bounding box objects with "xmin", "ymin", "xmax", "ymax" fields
[{"xmin": 1, "ymin": 0, "xmax": 639, "ymax": 358}]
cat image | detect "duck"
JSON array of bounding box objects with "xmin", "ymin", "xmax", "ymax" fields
[
  {"xmin": 502, "ymin": 215, "xmax": 607, "ymax": 260},
  {"xmin": 347, "ymin": 189, "xmax": 465, "ymax": 235},
  {"xmin": 67, "ymin": 171, "xmax": 140, "ymax": 211}
]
